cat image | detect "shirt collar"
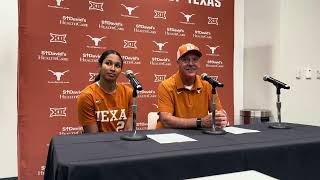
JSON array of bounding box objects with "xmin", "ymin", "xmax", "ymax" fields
[{"xmin": 174, "ymin": 71, "xmax": 203, "ymax": 91}]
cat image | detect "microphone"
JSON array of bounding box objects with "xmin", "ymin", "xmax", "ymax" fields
[
  {"xmin": 125, "ymin": 70, "xmax": 143, "ymax": 91},
  {"xmin": 263, "ymin": 75, "xmax": 290, "ymax": 89},
  {"xmin": 201, "ymin": 73, "xmax": 224, "ymax": 87}
]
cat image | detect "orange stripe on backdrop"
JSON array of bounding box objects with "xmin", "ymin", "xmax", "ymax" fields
[{"xmin": 18, "ymin": 0, "xmax": 234, "ymax": 179}]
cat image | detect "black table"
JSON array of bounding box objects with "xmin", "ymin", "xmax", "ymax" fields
[{"xmin": 44, "ymin": 123, "xmax": 320, "ymax": 180}]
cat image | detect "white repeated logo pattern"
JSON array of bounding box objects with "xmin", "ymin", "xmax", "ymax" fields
[
  {"xmin": 89, "ymin": 1, "xmax": 104, "ymax": 11},
  {"xmin": 86, "ymin": 35, "xmax": 106, "ymax": 46},
  {"xmin": 123, "ymin": 40, "xmax": 137, "ymax": 49},
  {"xmin": 153, "ymin": 41, "xmax": 168, "ymax": 53},
  {"xmin": 121, "ymin": 4, "xmax": 139, "ymax": 18},
  {"xmin": 206, "ymin": 45, "xmax": 220, "ymax": 56},
  {"xmin": 50, "ymin": 107, "xmax": 67, "ymax": 117},
  {"xmin": 56, "ymin": 0, "xmax": 63, "ymax": 6},
  {"xmin": 208, "ymin": 17, "xmax": 219, "ymax": 25},
  {"xmin": 154, "ymin": 10, "xmax": 167, "ymax": 19},
  {"xmin": 89, "ymin": 72, "xmax": 99, "ymax": 82},
  {"xmin": 48, "ymin": 0, "xmax": 69, "ymax": 9},
  {"xmin": 48, "ymin": 69, "xmax": 69, "ymax": 81},
  {"xmin": 154, "ymin": 74, "xmax": 167, "ymax": 82},
  {"xmin": 50, "ymin": 33, "xmax": 67, "ymax": 44},
  {"xmin": 180, "ymin": 12, "xmax": 195, "ymax": 24}
]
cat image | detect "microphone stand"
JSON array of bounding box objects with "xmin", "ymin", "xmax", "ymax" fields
[
  {"xmin": 269, "ymin": 86, "xmax": 290, "ymax": 129},
  {"xmin": 203, "ymin": 86, "xmax": 227, "ymax": 135},
  {"xmin": 120, "ymin": 88, "xmax": 147, "ymax": 141}
]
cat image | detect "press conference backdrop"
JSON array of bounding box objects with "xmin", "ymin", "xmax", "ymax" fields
[{"xmin": 18, "ymin": 0, "xmax": 235, "ymax": 179}]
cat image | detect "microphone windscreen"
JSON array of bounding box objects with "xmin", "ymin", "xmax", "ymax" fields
[
  {"xmin": 263, "ymin": 75, "xmax": 269, "ymax": 81},
  {"xmin": 125, "ymin": 70, "xmax": 133, "ymax": 78},
  {"xmin": 200, "ymin": 73, "xmax": 208, "ymax": 80}
]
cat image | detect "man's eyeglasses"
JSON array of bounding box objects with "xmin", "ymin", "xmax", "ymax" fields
[{"xmin": 180, "ymin": 55, "xmax": 200, "ymax": 64}]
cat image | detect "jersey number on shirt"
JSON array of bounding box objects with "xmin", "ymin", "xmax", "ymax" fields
[{"xmin": 116, "ymin": 121, "xmax": 125, "ymax": 131}]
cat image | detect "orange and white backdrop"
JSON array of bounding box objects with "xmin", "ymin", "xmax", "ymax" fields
[{"xmin": 18, "ymin": 0, "xmax": 234, "ymax": 179}]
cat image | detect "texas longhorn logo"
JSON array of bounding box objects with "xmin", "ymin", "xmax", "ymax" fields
[
  {"xmin": 206, "ymin": 45, "xmax": 220, "ymax": 56},
  {"xmin": 121, "ymin": 4, "xmax": 139, "ymax": 18},
  {"xmin": 89, "ymin": 1, "xmax": 104, "ymax": 11},
  {"xmin": 48, "ymin": 0, "xmax": 69, "ymax": 9},
  {"xmin": 152, "ymin": 41, "xmax": 168, "ymax": 53},
  {"xmin": 153, "ymin": 41, "xmax": 167, "ymax": 51},
  {"xmin": 50, "ymin": 33, "xmax": 67, "ymax": 44},
  {"xmin": 48, "ymin": 69, "xmax": 69, "ymax": 81},
  {"xmin": 86, "ymin": 35, "xmax": 106, "ymax": 46},
  {"xmin": 55, "ymin": 0, "xmax": 63, "ymax": 6},
  {"xmin": 180, "ymin": 12, "xmax": 195, "ymax": 24}
]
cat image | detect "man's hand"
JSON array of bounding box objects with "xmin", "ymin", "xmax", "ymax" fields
[
  {"xmin": 215, "ymin": 110, "xmax": 228, "ymax": 129},
  {"xmin": 201, "ymin": 110, "xmax": 228, "ymax": 128},
  {"xmin": 201, "ymin": 114, "xmax": 213, "ymax": 128}
]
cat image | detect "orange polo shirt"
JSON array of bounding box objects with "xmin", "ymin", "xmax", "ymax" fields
[{"xmin": 157, "ymin": 71, "xmax": 223, "ymax": 127}]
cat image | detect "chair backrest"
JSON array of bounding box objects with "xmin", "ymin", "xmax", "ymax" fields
[{"xmin": 147, "ymin": 112, "xmax": 159, "ymax": 130}]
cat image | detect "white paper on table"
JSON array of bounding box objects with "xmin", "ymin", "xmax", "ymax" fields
[
  {"xmin": 186, "ymin": 170, "xmax": 278, "ymax": 180},
  {"xmin": 147, "ymin": 133, "xmax": 197, "ymax": 144},
  {"xmin": 224, "ymin": 126, "xmax": 260, "ymax": 134}
]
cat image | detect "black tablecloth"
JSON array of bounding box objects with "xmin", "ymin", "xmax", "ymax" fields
[{"xmin": 44, "ymin": 123, "xmax": 320, "ymax": 180}]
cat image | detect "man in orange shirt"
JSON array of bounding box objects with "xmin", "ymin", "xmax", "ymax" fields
[{"xmin": 157, "ymin": 43, "xmax": 228, "ymax": 129}]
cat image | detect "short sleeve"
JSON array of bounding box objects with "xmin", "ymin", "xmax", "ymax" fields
[
  {"xmin": 77, "ymin": 92, "xmax": 97, "ymax": 126},
  {"xmin": 157, "ymin": 83, "xmax": 174, "ymax": 113}
]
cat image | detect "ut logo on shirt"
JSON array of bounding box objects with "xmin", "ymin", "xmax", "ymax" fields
[{"xmin": 95, "ymin": 109, "xmax": 127, "ymax": 122}]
